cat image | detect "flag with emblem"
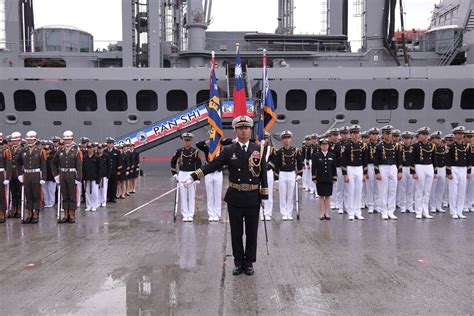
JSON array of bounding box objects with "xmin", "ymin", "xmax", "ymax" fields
[
  {"xmin": 233, "ymin": 43, "xmax": 247, "ymax": 117},
  {"xmin": 207, "ymin": 51, "xmax": 224, "ymax": 161},
  {"xmin": 261, "ymin": 49, "xmax": 276, "ymax": 132}
]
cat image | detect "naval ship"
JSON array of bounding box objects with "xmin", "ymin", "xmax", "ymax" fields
[{"xmin": 0, "ymin": 0, "xmax": 473, "ymax": 167}]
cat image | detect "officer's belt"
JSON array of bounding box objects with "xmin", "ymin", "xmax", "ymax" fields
[
  {"xmin": 60, "ymin": 168, "xmax": 77, "ymax": 172},
  {"xmin": 24, "ymin": 168, "xmax": 41, "ymax": 173},
  {"xmin": 229, "ymin": 182, "xmax": 259, "ymax": 191}
]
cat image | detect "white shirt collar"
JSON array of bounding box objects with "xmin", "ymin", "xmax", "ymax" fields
[{"xmin": 238, "ymin": 140, "xmax": 249, "ymax": 149}]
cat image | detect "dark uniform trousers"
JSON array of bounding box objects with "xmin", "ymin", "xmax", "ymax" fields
[
  {"xmin": 191, "ymin": 142, "xmax": 268, "ymax": 268},
  {"xmin": 60, "ymin": 171, "xmax": 78, "ymax": 210},
  {"xmin": 106, "ymin": 148, "xmax": 120, "ymax": 201}
]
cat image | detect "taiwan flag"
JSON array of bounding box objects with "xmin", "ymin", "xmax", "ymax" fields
[{"xmin": 233, "ymin": 44, "xmax": 247, "ymax": 117}]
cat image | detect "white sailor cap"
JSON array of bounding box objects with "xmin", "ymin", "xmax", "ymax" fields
[
  {"xmin": 264, "ymin": 131, "xmax": 271, "ymax": 138},
  {"xmin": 381, "ymin": 125, "xmax": 393, "ymax": 133},
  {"xmin": 368, "ymin": 127, "xmax": 380, "ymax": 134},
  {"xmin": 181, "ymin": 132, "xmax": 194, "ymax": 140},
  {"xmin": 444, "ymin": 133, "xmax": 454, "ymax": 140},
  {"xmin": 349, "ymin": 125, "xmax": 361, "ymax": 133},
  {"xmin": 430, "ymin": 131, "xmax": 442, "ymax": 138},
  {"xmin": 402, "ymin": 131, "xmax": 414, "ymax": 138},
  {"xmin": 280, "ymin": 130, "xmax": 293, "ymax": 138},
  {"xmin": 232, "ymin": 115, "xmax": 253, "ymax": 129},
  {"xmin": 392, "ymin": 129, "xmax": 401, "ymax": 136},
  {"xmin": 452, "ymin": 126, "xmax": 465, "ymax": 134},
  {"xmin": 304, "ymin": 135, "xmax": 311, "ymax": 141},
  {"xmin": 416, "ymin": 127, "xmax": 430, "ymax": 135}
]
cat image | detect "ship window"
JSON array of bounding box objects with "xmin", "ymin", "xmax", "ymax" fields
[
  {"xmin": 76, "ymin": 90, "xmax": 97, "ymax": 111},
  {"xmin": 461, "ymin": 89, "xmax": 474, "ymax": 109},
  {"xmin": 83, "ymin": 121, "xmax": 92, "ymax": 125},
  {"xmin": 316, "ymin": 89, "xmax": 337, "ymax": 111},
  {"xmin": 432, "ymin": 89, "xmax": 453, "ymax": 110},
  {"xmin": 136, "ymin": 90, "xmax": 158, "ymax": 111},
  {"xmin": 23, "ymin": 121, "xmax": 31, "ymax": 126},
  {"xmin": 196, "ymin": 90, "xmax": 210, "ymax": 105},
  {"xmin": 106, "ymin": 90, "xmax": 128, "ymax": 111},
  {"xmin": 256, "ymin": 90, "xmax": 278, "ymax": 109},
  {"xmin": 291, "ymin": 120, "xmax": 300, "ymax": 125},
  {"xmin": 53, "ymin": 121, "xmax": 62, "ymax": 125},
  {"xmin": 144, "ymin": 120, "xmax": 152, "ymax": 125},
  {"xmin": 14, "ymin": 90, "xmax": 36, "ymax": 111},
  {"xmin": 372, "ymin": 89, "xmax": 398, "ymax": 110},
  {"xmin": 45, "ymin": 90, "xmax": 67, "ymax": 111},
  {"xmin": 0, "ymin": 92, "xmax": 4, "ymax": 111},
  {"xmin": 113, "ymin": 121, "xmax": 122, "ymax": 125},
  {"xmin": 167, "ymin": 90, "xmax": 188, "ymax": 111},
  {"xmin": 286, "ymin": 90, "xmax": 306, "ymax": 111},
  {"xmin": 404, "ymin": 89, "xmax": 424, "ymax": 110},
  {"xmin": 321, "ymin": 120, "xmax": 330, "ymax": 125},
  {"xmin": 345, "ymin": 89, "xmax": 366, "ymax": 110}
]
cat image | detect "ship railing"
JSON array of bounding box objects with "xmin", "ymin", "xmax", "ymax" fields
[{"xmin": 0, "ymin": 39, "xmax": 122, "ymax": 53}]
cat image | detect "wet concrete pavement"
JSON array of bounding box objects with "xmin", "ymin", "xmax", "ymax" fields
[{"xmin": 0, "ymin": 169, "xmax": 472, "ymax": 315}]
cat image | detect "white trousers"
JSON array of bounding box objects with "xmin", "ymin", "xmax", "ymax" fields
[
  {"xmin": 279, "ymin": 171, "xmax": 295, "ymax": 216},
  {"xmin": 43, "ymin": 181, "xmax": 56, "ymax": 207},
  {"xmin": 346, "ymin": 166, "xmax": 363, "ymax": 216},
  {"xmin": 398, "ymin": 166, "xmax": 415, "ymax": 212},
  {"xmin": 465, "ymin": 175, "xmax": 474, "ymax": 209},
  {"xmin": 366, "ymin": 164, "xmax": 378, "ymax": 211},
  {"xmin": 334, "ymin": 167, "xmax": 345, "ymax": 210},
  {"xmin": 178, "ymin": 171, "xmax": 196, "ymax": 218},
  {"xmin": 205, "ymin": 171, "xmax": 223, "ymax": 218},
  {"xmin": 302, "ymin": 162, "xmax": 311, "ymax": 190},
  {"xmin": 377, "ymin": 165, "xmax": 398, "ymax": 216},
  {"xmin": 429, "ymin": 167, "xmax": 446, "ymax": 211},
  {"xmin": 77, "ymin": 182, "xmax": 82, "ymax": 208},
  {"xmin": 85, "ymin": 181, "xmax": 99, "ymax": 210},
  {"xmin": 261, "ymin": 169, "xmax": 274, "ymax": 216},
  {"xmin": 98, "ymin": 177, "xmax": 108, "ymax": 205},
  {"xmin": 448, "ymin": 166, "xmax": 467, "ymax": 216},
  {"xmin": 414, "ymin": 164, "xmax": 434, "ymax": 216}
]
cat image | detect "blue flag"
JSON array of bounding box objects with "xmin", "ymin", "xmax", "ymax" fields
[
  {"xmin": 207, "ymin": 53, "xmax": 224, "ymax": 161},
  {"xmin": 257, "ymin": 49, "xmax": 276, "ymax": 142}
]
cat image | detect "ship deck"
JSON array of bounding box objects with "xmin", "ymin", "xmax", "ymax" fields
[{"xmin": 0, "ymin": 169, "xmax": 472, "ymax": 315}]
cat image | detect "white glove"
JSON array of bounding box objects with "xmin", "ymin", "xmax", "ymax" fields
[
  {"xmin": 18, "ymin": 175, "xmax": 24, "ymax": 183},
  {"xmin": 54, "ymin": 176, "xmax": 60, "ymax": 183},
  {"xmin": 172, "ymin": 174, "xmax": 178, "ymax": 180},
  {"xmin": 195, "ymin": 180, "xmax": 200, "ymax": 184},
  {"xmin": 75, "ymin": 180, "xmax": 81, "ymax": 185},
  {"xmin": 182, "ymin": 176, "xmax": 194, "ymax": 188},
  {"xmin": 274, "ymin": 180, "xmax": 279, "ymax": 183},
  {"xmin": 295, "ymin": 175, "xmax": 302, "ymax": 181},
  {"xmin": 40, "ymin": 180, "xmax": 45, "ymax": 185},
  {"xmin": 3, "ymin": 180, "xmax": 9, "ymax": 185}
]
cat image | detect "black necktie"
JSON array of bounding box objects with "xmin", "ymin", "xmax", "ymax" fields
[{"xmin": 242, "ymin": 145, "xmax": 246, "ymax": 152}]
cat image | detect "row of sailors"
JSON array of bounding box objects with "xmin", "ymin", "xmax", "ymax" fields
[
  {"xmin": 0, "ymin": 131, "xmax": 140, "ymax": 224},
  {"xmin": 171, "ymin": 125, "xmax": 473, "ymax": 222}
]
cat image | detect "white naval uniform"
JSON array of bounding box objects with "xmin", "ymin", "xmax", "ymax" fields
[
  {"xmin": 205, "ymin": 170, "xmax": 223, "ymax": 219},
  {"xmin": 366, "ymin": 163, "xmax": 378, "ymax": 212},
  {"xmin": 84, "ymin": 180, "xmax": 99, "ymax": 210},
  {"xmin": 413, "ymin": 164, "xmax": 434, "ymax": 216},
  {"xmin": 98, "ymin": 177, "xmax": 108, "ymax": 206},
  {"xmin": 377, "ymin": 165, "xmax": 398, "ymax": 217},
  {"xmin": 345, "ymin": 166, "xmax": 364, "ymax": 217},
  {"xmin": 178, "ymin": 171, "xmax": 196, "ymax": 219},
  {"xmin": 398, "ymin": 166, "xmax": 415, "ymax": 212},
  {"xmin": 429, "ymin": 167, "xmax": 446, "ymax": 212},
  {"xmin": 448, "ymin": 166, "xmax": 468, "ymax": 216},
  {"xmin": 279, "ymin": 171, "xmax": 296, "ymax": 217}
]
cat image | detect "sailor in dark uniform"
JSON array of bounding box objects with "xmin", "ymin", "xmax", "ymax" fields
[
  {"xmin": 410, "ymin": 127, "xmax": 436, "ymax": 219},
  {"xmin": 446, "ymin": 126, "xmax": 471, "ymax": 219},
  {"xmin": 366, "ymin": 127, "xmax": 380, "ymax": 213},
  {"xmin": 341, "ymin": 125, "xmax": 368, "ymax": 220},
  {"xmin": 182, "ymin": 116, "xmax": 268, "ymax": 276},
  {"xmin": 274, "ymin": 130, "xmax": 303, "ymax": 221},
  {"xmin": 398, "ymin": 131, "xmax": 415, "ymax": 213},
  {"xmin": 374, "ymin": 126, "xmax": 402, "ymax": 220},
  {"xmin": 82, "ymin": 143, "xmax": 101, "ymax": 211},
  {"xmin": 9, "ymin": 132, "xmax": 23, "ymax": 218},
  {"xmin": 129, "ymin": 144, "xmax": 140, "ymax": 194},
  {"xmin": 301, "ymin": 135, "xmax": 311, "ymax": 191},
  {"xmin": 105, "ymin": 137, "xmax": 120, "ymax": 203},
  {"xmin": 334, "ymin": 127, "xmax": 349, "ymax": 214},
  {"xmin": 171, "ymin": 133, "xmax": 202, "ymax": 222},
  {"xmin": 311, "ymin": 138, "xmax": 337, "ymax": 220},
  {"xmin": 0, "ymin": 139, "xmax": 12, "ymax": 223},
  {"xmin": 428, "ymin": 131, "xmax": 447, "ymax": 214},
  {"xmin": 306, "ymin": 134, "xmax": 319, "ymax": 194}
]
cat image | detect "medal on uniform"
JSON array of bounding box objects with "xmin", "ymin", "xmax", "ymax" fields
[{"xmin": 231, "ymin": 153, "xmax": 237, "ymax": 160}]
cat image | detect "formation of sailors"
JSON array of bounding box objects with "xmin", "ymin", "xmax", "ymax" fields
[
  {"xmin": 171, "ymin": 125, "xmax": 473, "ymax": 222},
  {"xmin": 0, "ymin": 130, "xmax": 140, "ymax": 224}
]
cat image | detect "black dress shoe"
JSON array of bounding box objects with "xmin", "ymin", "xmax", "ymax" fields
[
  {"xmin": 320, "ymin": 216, "xmax": 325, "ymax": 221},
  {"xmin": 110, "ymin": 199, "xmax": 117, "ymax": 203},
  {"xmin": 324, "ymin": 215, "xmax": 331, "ymax": 220},
  {"xmin": 232, "ymin": 266, "xmax": 243, "ymax": 275},
  {"xmin": 244, "ymin": 267, "xmax": 254, "ymax": 276}
]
